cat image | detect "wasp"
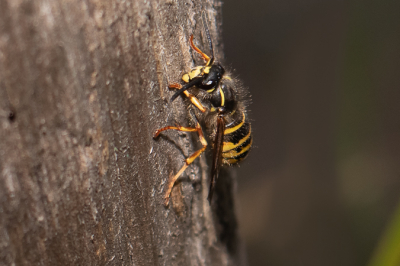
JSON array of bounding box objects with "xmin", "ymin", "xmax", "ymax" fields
[{"xmin": 154, "ymin": 14, "xmax": 252, "ymax": 206}]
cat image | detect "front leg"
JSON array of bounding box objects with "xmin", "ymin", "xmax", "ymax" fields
[{"xmin": 169, "ymin": 83, "xmax": 206, "ymax": 113}]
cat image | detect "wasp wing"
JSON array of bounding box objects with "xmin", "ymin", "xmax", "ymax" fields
[{"xmin": 207, "ymin": 114, "xmax": 225, "ymax": 203}]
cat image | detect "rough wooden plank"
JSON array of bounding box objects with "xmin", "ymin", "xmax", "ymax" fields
[{"xmin": 0, "ymin": 0, "xmax": 245, "ymax": 265}]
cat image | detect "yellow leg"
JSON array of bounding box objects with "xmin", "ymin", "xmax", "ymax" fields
[
  {"xmin": 153, "ymin": 125, "xmax": 197, "ymax": 138},
  {"xmin": 153, "ymin": 121, "xmax": 208, "ymax": 206},
  {"xmin": 169, "ymin": 83, "xmax": 206, "ymax": 113}
]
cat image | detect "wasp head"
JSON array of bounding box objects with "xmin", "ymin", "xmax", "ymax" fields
[{"xmin": 200, "ymin": 63, "xmax": 225, "ymax": 90}]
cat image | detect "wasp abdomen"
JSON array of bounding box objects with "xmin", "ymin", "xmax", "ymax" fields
[{"xmin": 221, "ymin": 112, "xmax": 252, "ymax": 165}]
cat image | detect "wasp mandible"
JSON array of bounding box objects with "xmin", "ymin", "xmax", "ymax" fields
[{"xmin": 154, "ymin": 13, "xmax": 252, "ymax": 206}]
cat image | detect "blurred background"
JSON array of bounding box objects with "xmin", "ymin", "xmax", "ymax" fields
[{"xmin": 221, "ymin": 0, "xmax": 400, "ymax": 265}]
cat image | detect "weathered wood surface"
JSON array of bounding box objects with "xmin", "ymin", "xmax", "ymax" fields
[{"xmin": 0, "ymin": 0, "xmax": 245, "ymax": 265}]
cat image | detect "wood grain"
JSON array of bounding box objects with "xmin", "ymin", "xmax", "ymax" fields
[{"xmin": 0, "ymin": 0, "xmax": 245, "ymax": 265}]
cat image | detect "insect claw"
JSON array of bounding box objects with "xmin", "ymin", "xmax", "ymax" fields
[
  {"xmin": 168, "ymin": 83, "xmax": 181, "ymax": 90},
  {"xmin": 163, "ymin": 196, "xmax": 170, "ymax": 207},
  {"xmin": 153, "ymin": 129, "xmax": 161, "ymax": 139}
]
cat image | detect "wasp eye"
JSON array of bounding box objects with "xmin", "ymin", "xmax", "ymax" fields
[{"xmin": 201, "ymin": 79, "xmax": 217, "ymax": 89}]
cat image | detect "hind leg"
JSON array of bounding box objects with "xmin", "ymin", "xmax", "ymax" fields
[{"xmin": 153, "ymin": 116, "xmax": 207, "ymax": 206}]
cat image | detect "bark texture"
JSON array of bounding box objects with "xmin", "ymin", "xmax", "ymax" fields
[{"xmin": 0, "ymin": 0, "xmax": 245, "ymax": 265}]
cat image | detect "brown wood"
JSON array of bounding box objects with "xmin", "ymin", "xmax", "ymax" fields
[{"xmin": 0, "ymin": 0, "xmax": 246, "ymax": 265}]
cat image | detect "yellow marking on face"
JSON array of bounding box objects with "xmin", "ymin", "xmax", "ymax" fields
[
  {"xmin": 222, "ymin": 129, "xmax": 251, "ymax": 152},
  {"xmin": 189, "ymin": 66, "xmax": 202, "ymax": 79},
  {"xmin": 222, "ymin": 138, "xmax": 252, "ymax": 158},
  {"xmin": 224, "ymin": 113, "xmax": 245, "ymax": 135},
  {"xmin": 207, "ymin": 88, "xmax": 216, "ymax": 93},
  {"xmin": 182, "ymin": 74, "xmax": 189, "ymax": 83},
  {"xmin": 220, "ymin": 87, "xmax": 225, "ymax": 106},
  {"xmin": 203, "ymin": 66, "xmax": 211, "ymax": 74}
]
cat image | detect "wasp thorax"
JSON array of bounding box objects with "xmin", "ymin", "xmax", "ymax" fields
[{"xmin": 209, "ymin": 83, "xmax": 237, "ymax": 112}]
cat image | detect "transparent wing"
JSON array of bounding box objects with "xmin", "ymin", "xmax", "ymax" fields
[{"xmin": 207, "ymin": 114, "xmax": 225, "ymax": 203}]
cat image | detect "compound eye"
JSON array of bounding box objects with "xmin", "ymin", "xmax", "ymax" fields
[
  {"xmin": 201, "ymin": 79, "xmax": 217, "ymax": 89},
  {"xmin": 204, "ymin": 80, "xmax": 216, "ymax": 86}
]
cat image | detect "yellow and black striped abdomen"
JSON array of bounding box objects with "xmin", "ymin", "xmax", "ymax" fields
[{"xmin": 222, "ymin": 112, "xmax": 252, "ymax": 165}]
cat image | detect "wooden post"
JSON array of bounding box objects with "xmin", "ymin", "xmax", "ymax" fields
[{"xmin": 0, "ymin": 0, "xmax": 246, "ymax": 265}]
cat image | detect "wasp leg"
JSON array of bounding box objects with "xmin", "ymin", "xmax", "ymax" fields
[
  {"xmin": 153, "ymin": 125, "xmax": 197, "ymax": 138},
  {"xmin": 189, "ymin": 35, "xmax": 212, "ymax": 65},
  {"xmin": 169, "ymin": 83, "xmax": 206, "ymax": 113},
  {"xmin": 153, "ymin": 120, "xmax": 208, "ymax": 206}
]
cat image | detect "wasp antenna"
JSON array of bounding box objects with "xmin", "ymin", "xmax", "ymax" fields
[
  {"xmin": 170, "ymin": 77, "xmax": 203, "ymax": 102},
  {"xmin": 201, "ymin": 12, "xmax": 214, "ymax": 65}
]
